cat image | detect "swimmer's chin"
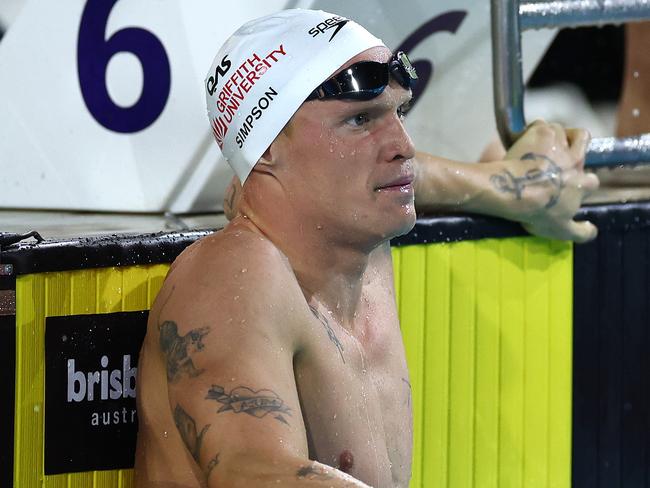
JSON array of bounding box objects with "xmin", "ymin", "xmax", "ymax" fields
[{"xmin": 382, "ymin": 206, "xmax": 416, "ymax": 240}]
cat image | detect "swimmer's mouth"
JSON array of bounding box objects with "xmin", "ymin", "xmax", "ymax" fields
[{"xmin": 375, "ymin": 175, "xmax": 415, "ymax": 191}]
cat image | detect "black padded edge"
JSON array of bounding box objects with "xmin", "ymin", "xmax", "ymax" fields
[
  {"xmin": 1, "ymin": 230, "xmax": 214, "ymax": 275},
  {"xmin": 390, "ymin": 213, "xmax": 526, "ymax": 246},
  {"xmin": 0, "ymin": 276, "xmax": 15, "ymax": 488},
  {"xmin": 3, "ymin": 202, "xmax": 650, "ymax": 275}
]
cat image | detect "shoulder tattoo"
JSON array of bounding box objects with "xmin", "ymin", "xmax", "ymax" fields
[{"xmin": 159, "ymin": 321, "xmax": 210, "ymax": 383}]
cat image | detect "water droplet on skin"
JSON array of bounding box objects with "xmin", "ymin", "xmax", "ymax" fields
[
  {"xmin": 633, "ymin": 71, "xmax": 640, "ymax": 79},
  {"xmin": 339, "ymin": 153, "xmax": 345, "ymax": 159},
  {"xmin": 234, "ymin": 295, "xmax": 239, "ymax": 300},
  {"xmin": 316, "ymin": 224, "xmax": 323, "ymax": 230},
  {"xmin": 241, "ymin": 268, "xmax": 247, "ymax": 273},
  {"xmin": 632, "ymin": 108, "xmax": 640, "ymax": 118},
  {"xmin": 163, "ymin": 431, "xmax": 168, "ymax": 438}
]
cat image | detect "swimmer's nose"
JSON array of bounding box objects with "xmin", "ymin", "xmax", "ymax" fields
[{"xmin": 381, "ymin": 114, "xmax": 415, "ymax": 163}]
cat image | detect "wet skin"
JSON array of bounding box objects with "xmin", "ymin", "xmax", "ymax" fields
[{"xmin": 136, "ymin": 47, "xmax": 416, "ymax": 488}]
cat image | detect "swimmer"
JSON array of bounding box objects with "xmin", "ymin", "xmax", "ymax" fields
[{"xmin": 135, "ymin": 10, "xmax": 598, "ymax": 488}]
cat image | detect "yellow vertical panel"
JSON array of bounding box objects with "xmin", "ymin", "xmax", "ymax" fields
[
  {"xmin": 120, "ymin": 469, "xmax": 135, "ymax": 487},
  {"xmin": 474, "ymin": 239, "xmax": 501, "ymax": 488},
  {"xmin": 71, "ymin": 269, "xmax": 98, "ymax": 315},
  {"xmin": 42, "ymin": 273, "xmax": 77, "ymax": 488},
  {"xmin": 447, "ymin": 242, "xmax": 476, "ymax": 488},
  {"xmin": 15, "ymin": 273, "xmax": 45, "ymax": 486},
  {"xmin": 97, "ymin": 268, "xmax": 125, "ymax": 314},
  {"xmin": 399, "ymin": 245, "xmax": 427, "ymax": 488},
  {"xmin": 547, "ymin": 241, "xmax": 573, "ymax": 488},
  {"xmin": 422, "ymin": 243, "xmax": 450, "ymax": 488},
  {"xmin": 523, "ymin": 239, "xmax": 551, "ymax": 487},
  {"xmin": 15, "ymin": 264, "xmax": 171, "ymax": 488},
  {"xmin": 92, "ymin": 469, "xmax": 120, "ymax": 487},
  {"xmin": 498, "ymin": 239, "xmax": 526, "ymax": 488},
  {"xmin": 122, "ymin": 266, "xmax": 151, "ymax": 312},
  {"xmin": 146, "ymin": 265, "xmax": 169, "ymax": 309}
]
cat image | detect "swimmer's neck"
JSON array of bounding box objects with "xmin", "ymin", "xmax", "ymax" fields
[{"xmin": 228, "ymin": 214, "xmax": 377, "ymax": 328}]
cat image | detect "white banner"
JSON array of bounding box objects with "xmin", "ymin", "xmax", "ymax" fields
[{"xmin": 0, "ymin": 0, "xmax": 554, "ymax": 212}]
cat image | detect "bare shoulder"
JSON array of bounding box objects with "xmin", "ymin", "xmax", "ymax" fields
[{"xmin": 148, "ymin": 222, "xmax": 310, "ymax": 353}]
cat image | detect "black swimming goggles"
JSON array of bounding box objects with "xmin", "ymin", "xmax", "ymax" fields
[{"xmin": 306, "ymin": 51, "xmax": 418, "ymax": 101}]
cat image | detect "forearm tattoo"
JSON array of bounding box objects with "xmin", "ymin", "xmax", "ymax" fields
[
  {"xmin": 297, "ymin": 464, "xmax": 335, "ymax": 480},
  {"xmin": 206, "ymin": 385, "xmax": 292, "ymax": 425},
  {"xmin": 173, "ymin": 404, "xmax": 210, "ymax": 464},
  {"xmin": 159, "ymin": 321, "xmax": 210, "ymax": 383},
  {"xmin": 309, "ymin": 305, "xmax": 345, "ymax": 364},
  {"xmin": 490, "ymin": 152, "xmax": 564, "ymax": 209},
  {"xmin": 206, "ymin": 453, "xmax": 220, "ymax": 478}
]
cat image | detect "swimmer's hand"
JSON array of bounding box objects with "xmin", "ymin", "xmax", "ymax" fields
[
  {"xmin": 495, "ymin": 121, "xmax": 599, "ymax": 243},
  {"xmin": 414, "ymin": 121, "xmax": 599, "ymax": 243}
]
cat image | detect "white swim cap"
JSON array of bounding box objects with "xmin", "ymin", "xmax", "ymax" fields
[{"xmin": 205, "ymin": 9, "xmax": 385, "ymax": 183}]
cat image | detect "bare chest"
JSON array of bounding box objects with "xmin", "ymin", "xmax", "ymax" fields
[{"xmin": 294, "ymin": 307, "xmax": 412, "ymax": 488}]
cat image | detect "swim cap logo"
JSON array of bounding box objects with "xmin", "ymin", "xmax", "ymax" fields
[
  {"xmin": 211, "ymin": 117, "xmax": 228, "ymax": 149},
  {"xmin": 206, "ymin": 55, "xmax": 233, "ymax": 96},
  {"xmin": 209, "ymin": 45, "xmax": 287, "ymax": 149},
  {"xmin": 308, "ymin": 16, "xmax": 350, "ymax": 42}
]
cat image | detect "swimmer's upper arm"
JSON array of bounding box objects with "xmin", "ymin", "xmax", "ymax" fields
[{"xmin": 157, "ymin": 239, "xmax": 370, "ymax": 487}]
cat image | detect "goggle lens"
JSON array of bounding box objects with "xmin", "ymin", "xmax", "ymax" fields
[{"xmin": 306, "ymin": 51, "xmax": 418, "ymax": 101}]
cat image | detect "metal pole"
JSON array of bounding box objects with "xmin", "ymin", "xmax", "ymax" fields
[
  {"xmin": 520, "ymin": 0, "xmax": 650, "ymax": 31},
  {"xmin": 492, "ymin": 0, "xmax": 650, "ymax": 166},
  {"xmin": 491, "ymin": 0, "xmax": 527, "ymax": 147}
]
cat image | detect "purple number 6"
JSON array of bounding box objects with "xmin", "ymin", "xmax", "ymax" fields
[
  {"xmin": 77, "ymin": 0, "xmax": 171, "ymax": 133},
  {"xmin": 396, "ymin": 11, "xmax": 468, "ymax": 110}
]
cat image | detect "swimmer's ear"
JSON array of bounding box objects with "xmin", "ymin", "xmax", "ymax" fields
[
  {"xmin": 256, "ymin": 143, "xmax": 278, "ymax": 168},
  {"xmin": 259, "ymin": 146, "xmax": 273, "ymax": 164}
]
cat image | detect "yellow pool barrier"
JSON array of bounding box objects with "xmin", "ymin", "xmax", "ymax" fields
[{"xmin": 12, "ymin": 236, "xmax": 572, "ymax": 487}]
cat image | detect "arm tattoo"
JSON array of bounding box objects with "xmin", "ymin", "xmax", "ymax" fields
[
  {"xmin": 159, "ymin": 321, "xmax": 210, "ymax": 383},
  {"xmin": 490, "ymin": 152, "xmax": 564, "ymax": 209},
  {"xmin": 206, "ymin": 453, "xmax": 220, "ymax": 478},
  {"xmin": 206, "ymin": 385, "xmax": 292, "ymax": 425},
  {"xmin": 297, "ymin": 464, "xmax": 334, "ymax": 480},
  {"xmin": 309, "ymin": 305, "xmax": 345, "ymax": 364},
  {"xmin": 173, "ymin": 404, "xmax": 210, "ymax": 464}
]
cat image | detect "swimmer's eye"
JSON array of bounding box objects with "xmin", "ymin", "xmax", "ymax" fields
[
  {"xmin": 345, "ymin": 113, "xmax": 371, "ymax": 128},
  {"xmin": 397, "ymin": 101, "xmax": 413, "ymax": 120}
]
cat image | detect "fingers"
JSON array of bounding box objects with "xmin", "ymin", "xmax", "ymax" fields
[
  {"xmin": 564, "ymin": 219, "xmax": 598, "ymax": 243},
  {"xmin": 577, "ymin": 171, "xmax": 600, "ymax": 197},
  {"xmin": 548, "ymin": 122, "xmax": 569, "ymax": 149},
  {"xmin": 566, "ymin": 128, "xmax": 591, "ymax": 168}
]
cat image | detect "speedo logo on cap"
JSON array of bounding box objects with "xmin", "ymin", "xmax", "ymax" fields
[{"xmin": 308, "ymin": 16, "xmax": 350, "ymax": 42}]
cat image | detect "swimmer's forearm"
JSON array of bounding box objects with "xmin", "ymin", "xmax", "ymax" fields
[
  {"xmin": 213, "ymin": 456, "xmax": 372, "ymax": 488},
  {"xmin": 413, "ymin": 151, "xmax": 512, "ymax": 217}
]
